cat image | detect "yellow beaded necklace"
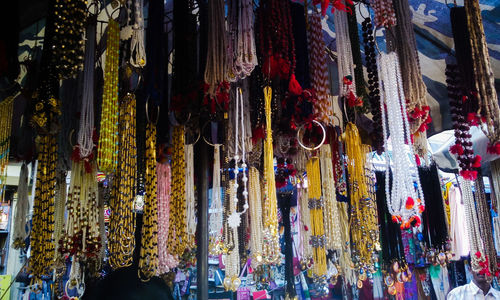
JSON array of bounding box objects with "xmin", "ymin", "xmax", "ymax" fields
[
  {"xmin": 97, "ymin": 19, "xmax": 120, "ymax": 174},
  {"xmin": 344, "ymin": 122, "xmax": 380, "ymax": 282},
  {"xmin": 262, "ymin": 86, "xmax": 280, "ymax": 264},
  {"xmin": 0, "ymin": 95, "xmax": 14, "ymax": 197},
  {"xmin": 167, "ymin": 125, "xmax": 188, "ymax": 257},
  {"xmin": 30, "ymin": 134, "xmax": 58, "ymax": 280},
  {"xmin": 138, "ymin": 121, "xmax": 159, "ymax": 281},
  {"xmin": 306, "ymin": 157, "xmax": 327, "ymax": 276},
  {"xmin": 108, "ymin": 93, "xmax": 137, "ymax": 269}
]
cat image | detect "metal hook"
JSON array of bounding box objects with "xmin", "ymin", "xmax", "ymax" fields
[
  {"xmin": 445, "ymin": 0, "xmax": 458, "ymax": 8},
  {"xmin": 201, "ymin": 121, "xmax": 223, "ymax": 147},
  {"xmin": 145, "ymin": 97, "xmax": 160, "ymax": 126}
]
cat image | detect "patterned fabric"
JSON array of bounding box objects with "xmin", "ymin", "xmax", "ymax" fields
[{"xmin": 447, "ymin": 281, "xmax": 500, "ymax": 299}]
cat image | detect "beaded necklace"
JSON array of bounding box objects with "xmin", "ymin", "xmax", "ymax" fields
[
  {"xmin": 0, "ymin": 95, "xmax": 14, "ymax": 196},
  {"xmin": 361, "ymin": 15, "xmax": 384, "ymax": 154},
  {"xmin": 209, "ymin": 145, "xmax": 224, "ymax": 255},
  {"xmin": 333, "ymin": 3, "xmax": 357, "ymax": 101},
  {"xmin": 12, "ymin": 164, "xmax": 30, "ymax": 249},
  {"xmin": 445, "ymin": 59, "xmax": 478, "ymax": 180},
  {"xmin": 60, "ymin": 161, "xmax": 101, "ymax": 258},
  {"xmin": 77, "ymin": 22, "xmax": 96, "ymax": 159},
  {"xmin": 388, "ymin": 0, "xmax": 430, "ymax": 161},
  {"xmin": 97, "ymin": 19, "xmax": 120, "ymax": 174},
  {"xmin": 307, "ymin": 10, "xmax": 333, "ymax": 125},
  {"xmin": 465, "ymin": 0, "xmax": 500, "ymax": 151},
  {"xmin": 377, "ymin": 52, "xmax": 424, "ymax": 226},
  {"xmin": 138, "ymin": 122, "xmax": 159, "ymax": 281},
  {"xmin": 474, "ymin": 176, "xmax": 497, "ymax": 275},
  {"xmin": 248, "ymin": 167, "xmax": 264, "ymax": 267},
  {"xmin": 262, "ymin": 86, "xmax": 281, "ymax": 264},
  {"xmin": 306, "ymin": 157, "xmax": 328, "ymax": 284},
  {"xmin": 157, "ymin": 162, "xmax": 177, "ymax": 274},
  {"xmin": 227, "ymin": 0, "xmax": 258, "ymax": 81},
  {"xmin": 345, "ymin": 123, "xmax": 380, "ymax": 283},
  {"xmin": 185, "ymin": 143, "xmax": 196, "ymax": 248},
  {"xmin": 371, "ymin": 0, "xmax": 396, "ymax": 28},
  {"xmin": 167, "ymin": 125, "xmax": 188, "ymax": 257},
  {"xmin": 223, "ymin": 180, "xmax": 241, "ymax": 291},
  {"xmin": 318, "ymin": 145, "xmax": 342, "ymax": 252},
  {"xmin": 30, "ymin": 134, "xmax": 57, "ymax": 280},
  {"xmin": 108, "ymin": 93, "xmax": 137, "ymax": 269},
  {"xmin": 51, "ymin": 0, "xmax": 87, "ymax": 79}
]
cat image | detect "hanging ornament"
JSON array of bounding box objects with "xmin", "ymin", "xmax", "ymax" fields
[{"xmin": 377, "ymin": 52, "xmax": 425, "ymax": 226}]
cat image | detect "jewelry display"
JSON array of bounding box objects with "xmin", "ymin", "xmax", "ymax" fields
[
  {"xmin": 108, "ymin": 93, "xmax": 137, "ymax": 269},
  {"xmin": 138, "ymin": 122, "xmax": 159, "ymax": 281},
  {"xmin": 97, "ymin": 19, "xmax": 120, "ymax": 174},
  {"xmin": 377, "ymin": 52, "xmax": 424, "ymax": 226},
  {"xmin": 371, "ymin": 0, "xmax": 396, "ymax": 28}
]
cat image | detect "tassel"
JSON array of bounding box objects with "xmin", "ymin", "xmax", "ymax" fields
[{"xmin": 288, "ymin": 74, "xmax": 303, "ymax": 96}]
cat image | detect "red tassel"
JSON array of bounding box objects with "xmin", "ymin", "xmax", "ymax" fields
[
  {"xmin": 288, "ymin": 74, "xmax": 303, "ymax": 96},
  {"xmin": 472, "ymin": 155, "xmax": 482, "ymax": 168}
]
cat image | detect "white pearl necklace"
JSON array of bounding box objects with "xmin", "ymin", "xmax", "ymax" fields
[
  {"xmin": 377, "ymin": 52, "xmax": 424, "ymax": 223},
  {"xmin": 209, "ymin": 145, "xmax": 223, "ymax": 238},
  {"xmin": 227, "ymin": 88, "xmax": 249, "ymax": 229},
  {"xmin": 333, "ymin": 4, "xmax": 356, "ymax": 97}
]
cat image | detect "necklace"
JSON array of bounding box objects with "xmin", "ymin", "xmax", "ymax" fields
[
  {"xmin": 345, "ymin": 123, "xmax": 380, "ymax": 280},
  {"xmin": 167, "ymin": 125, "xmax": 188, "ymax": 257},
  {"xmin": 377, "ymin": 52, "xmax": 424, "ymax": 226},
  {"xmin": 30, "ymin": 134, "xmax": 58, "ymax": 280},
  {"xmin": 227, "ymin": 88, "xmax": 249, "ymax": 229},
  {"xmin": 306, "ymin": 157, "xmax": 327, "ymax": 277},
  {"xmin": 204, "ymin": 0, "xmax": 227, "ymax": 98},
  {"xmin": 248, "ymin": 167, "xmax": 264, "ymax": 267},
  {"xmin": 108, "ymin": 93, "xmax": 137, "ymax": 269},
  {"xmin": 333, "ymin": 4, "xmax": 356, "ymax": 99},
  {"xmin": 223, "ymin": 180, "xmax": 241, "ymax": 291},
  {"xmin": 209, "ymin": 145, "xmax": 224, "ymax": 255},
  {"xmin": 262, "ymin": 86, "xmax": 281, "ymax": 264},
  {"xmin": 307, "ymin": 10, "xmax": 333, "ymax": 125},
  {"xmin": 0, "ymin": 95, "xmax": 14, "ymax": 196},
  {"xmin": 185, "ymin": 143, "xmax": 196, "ymax": 247},
  {"xmin": 77, "ymin": 22, "xmax": 96, "ymax": 159},
  {"xmin": 157, "ymin": 162, "xmax": 177, "ymax": 274},
  {"xmin": 97, "ymin": 19, "xmax": 120, "ymax": 174},
  {"xmin": 465, "ymin": 0, "xmax": 500, "ymax": 150},
  {"xmin": 130, "ymin": 0, "xmax": 146, "ymax": 68},
  {"xmin": 319, "ymin": 145, "xmax": 342, "ymax": 252},
  {"xmin": 12, "ymin": 164, "xmax": 30, "ymax": 249},
  {"xmin": 138, "ymin": 121, "xmax": 159, "ymax": 281},
  {"xmin": 388, "ymin": 0, "xmax": 430, "ymax": 161},
  {"xmin": 371, "ymin": 0, "xmax": 397, "ymax": 28},
  {"xmin": 227, "ymin": 0, "xmax": 257, "ymax": 81}
]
